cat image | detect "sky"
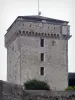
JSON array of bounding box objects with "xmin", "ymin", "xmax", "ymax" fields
[{"xmin": 0, "ymin": 0, "xmax": 74, "ymax": 81}]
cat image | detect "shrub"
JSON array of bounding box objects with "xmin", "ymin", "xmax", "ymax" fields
[
  {"xmin": 24, "ymin": 79, "xmax": 50, "ymax": 90},
  {"xmin": 65, "ymin": 86, "xmax": 75, "ymax": 90}
]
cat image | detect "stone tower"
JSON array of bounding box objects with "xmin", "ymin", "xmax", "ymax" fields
[{"xmin": 5, "ymin": 16, "xmax": 71, "ymax": 90}]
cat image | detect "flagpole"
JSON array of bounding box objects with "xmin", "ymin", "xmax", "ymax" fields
[
  {"xmin": 38, "ymin": 0, "xmax": 41, "ymax": 16},
  {"xmin": 38, "ymin": 0, "xmax": 39, "ymax": 15}
]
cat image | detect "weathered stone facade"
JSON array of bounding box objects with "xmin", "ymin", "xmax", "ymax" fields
[{"xmin": 5, "ymin": 16, "xmax": 71, "ymax": 90}]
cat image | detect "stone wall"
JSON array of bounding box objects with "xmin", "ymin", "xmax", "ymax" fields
[
  {"xmin": 0, "ymin": 80, "xmax": 23, "ymax": 100},
  {"xmin": 0, "ymin": 81, "xmax": 75, "ymax": 100},
  {"xmin": 7, "ymin": 33, "xmax": 68, "ymax": 90},
  {"xmin": 24, "ymin": 90, "xmax": 75, "ymax": 100}
]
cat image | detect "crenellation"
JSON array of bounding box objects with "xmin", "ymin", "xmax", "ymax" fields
[
  {"xmin": 5, "ymin": 16, "xmax": 71, "ymax": 90},
  {"xmin": 5, "ymin": 19, "xmax": 70, "ymax": 48},
  {"xmin": 5, "ymin": 31, "xmax": 62, "ymax": 48}
]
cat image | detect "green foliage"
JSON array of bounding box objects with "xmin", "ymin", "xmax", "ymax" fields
[
  {"xmin": 65, "ymin": 86, "xmax": 75, "ymax": 90},
  {"xmin": 24, "ymin": 79, "xmax": 50, "ymax": 90}
]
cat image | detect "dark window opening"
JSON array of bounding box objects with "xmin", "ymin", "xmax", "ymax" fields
[
  {"xmin": 51, "ymin": 34, "xmax": 53, "ymax": 37},
  {"xmin": 40, "ymin": 67, "xmax": 44, "ymax": 75},
  {"xmin": 36, "ymin": 32, "xmax": 38, "ymax": 35},
  {"xmin": 42, "ymin": 33, "xmax": 44, "ymax": 35},
  {"xmin": 26, "ymin": 31, "xmax": 28, "ymax": 34},
  {"xmin": 23, "ymin": 31, "xmax": 25, "ymax": 33},
  {"xmin": 52, "ymin": 40, "xmax": 55, "ymax": 46},
  {"xmin": 40, "ymin": 39, "xmax": 44, "ymax": 47},
  {"xmin": 19, "ymin": 30, "xmax": 21, "ymax": 33},
  {"xmin": 41, "ymin": 53, "xmax": 44, "ymax": 61},
  {"xmin": 54, "ymin": 34, "xmax": 56, "ymax": 37},
  {"xmin": 32, "ymin": 32, "xmax": 34, "ymax": 34},
  {"xmin": 39, "ymin": 33, "xmax": 40, "ymax": 35},
  {"xmin": 48, "ymin": 33, "xmax": 49, "ymax": 36},
  {"xmin": 57, "ymin": 34, "xmax": 59, "ymax": 37}
]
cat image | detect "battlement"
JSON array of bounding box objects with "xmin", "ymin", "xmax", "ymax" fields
[
  {"xmin": 5, "ymin": 30, "xmax": 71, "ymax": 48},
  {"xmin": 5, "ymin": 16, "xmax": 71, "ymax": 48}
]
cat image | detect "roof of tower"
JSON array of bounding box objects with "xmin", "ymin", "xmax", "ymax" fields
[
  {"xmin": 18, "ymin": 15, "xmax": 69, "ymax": 23},
  {"xmin": 7, "ymin": 15, "xmax": 69, "ymax": 31}
]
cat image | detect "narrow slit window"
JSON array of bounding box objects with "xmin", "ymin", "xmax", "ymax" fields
[
  {"xmin": 41, "ymin": 53, "xmax": 44, "ymax": 61},
  {"xmin": 52, "ymin": 40, "xmax": 55, "ymax": 46},
  {"xmin": 40, "ymin": 39, "xmax": 44, "ymax": 47},
  {"xmin": 40, "ymin": 67, "xmax": 44, "ymax": 75}
]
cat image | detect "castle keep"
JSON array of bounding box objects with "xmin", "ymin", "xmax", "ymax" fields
[{"xmin": 5, "ymin": 16, "xmax": 71, "ymax": 90}]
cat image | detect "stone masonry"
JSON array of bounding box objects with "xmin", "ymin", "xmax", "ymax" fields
[
  {"xmin": 5, "ymin": 16, "xmax": 71, "ymax": 90},
  {"xmin": 0, "ymin": 80, "xmax": 75, "ymax": 100}
]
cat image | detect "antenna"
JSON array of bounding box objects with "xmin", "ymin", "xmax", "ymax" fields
[{"xmin": 38, "ymin": 0, "xmax": 41, "ymax": 16}]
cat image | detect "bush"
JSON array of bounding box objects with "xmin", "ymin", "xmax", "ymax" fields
[
  {"xmin": 24, "ymin": 79, "xmax": 50, "ymax": 90},
  {"xmin": 65, "ymin": 86, "xmax": 75, "ymax": 90}
]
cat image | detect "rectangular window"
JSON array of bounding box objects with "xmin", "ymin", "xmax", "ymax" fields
[
  {"xmin": 40, "ymin": 39, "xmax": 44, "ymax": 47},
  {"xmin": 40, "ymin": 67, "xmax": 44, "ymax": 75},
  {"xmin": 41, "ymin": 53, "xmax": 44, "ymax": 61},
  {"xmin": 52, "ymin": 40, "xmax": 55, "ymax": 46}
]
